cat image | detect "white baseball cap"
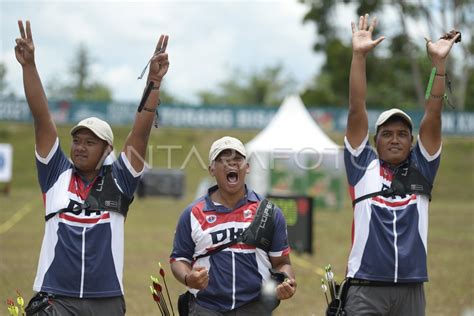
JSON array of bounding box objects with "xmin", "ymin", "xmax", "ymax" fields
[
  {"xmin": 70, "ymin": 117, "xmax": 114, "ymax": 145},
  {"xmin": 375, "ymin": 108, "xmax": 413, "ymax": 131},
  {"xmin": 209, "ymin": 136, "xmax": 247, "ymax": 163}
]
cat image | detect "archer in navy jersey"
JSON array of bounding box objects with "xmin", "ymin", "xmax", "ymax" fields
[
  {"xmin": 15, "ymin": 19, "xmax": 170, "ymax": 315},
  {"xmin": 344, "ymin": 135, "xmax": 440, "ymax": 283},
  {"xmin": 170, "ymin": 136, "xmax": 297, "ymax": 314},
  {"xmin": 34, "ymin": 139, "xmax": 140, "ymax": 298},
  {"xmin": 341, "ymin": 14, "xmax": 460, "ymax": 316}
]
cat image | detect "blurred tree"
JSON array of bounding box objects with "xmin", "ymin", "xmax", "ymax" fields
[
  {"xmin": 300, "ymin": 0, "xmax": 473, "ymax": 110},
  {"xmin": 72, "ymin": 44, "xmax": 111, "ymax": 102},
  {"xmin": 0, "ymin": 63, "xmax": 7, "ymax": 96},
  {"xmin": 0, "ymin": 63, "xmax": 15, "ymax": 98},
  {"xmin": 46, "ymin": 44, "xmax": 180, "ymax": 105},
  {"xmin": 47, "ymin": 43, "xmax": 112, "ymax": 102},
  {"xmin": 197, "ymin": 64, "xmax": 296, "ymax": 107}
]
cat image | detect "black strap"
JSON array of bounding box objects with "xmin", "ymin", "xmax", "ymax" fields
[
  {"xmin": 45, "ymin": 200, "xmax": 90, "ymax": 221},
  {"xmin": 137, "ymin": 81, "xmax": 155, "ymax": 112},
  {"xmin": 352, "ymin": 189, "xmax": 391, "ymax": 207},
  {"xmin": 239, "ymin": 199, "xmax": 275, "ymax": 252},
  {"xmin": 348, "ymin": 278, "xmax": 422, "ymax": 287},
  {"xmin": 194, "ymin": 240, "xmax": 238, "ymax": 260},
  {"xmin": 194, "ymin": 199, "xmax": 275, "ymax": 260},
  {"xmin": 45, "ymin": 165, "xmax": 133, "ymax": 221},
  {"xmin": 352, "ymin": 161, "xmax": 432, "ymax": 207},
  {"xmin": 349, "ymin": 278, "xmax": 398, "ymax": 287}
]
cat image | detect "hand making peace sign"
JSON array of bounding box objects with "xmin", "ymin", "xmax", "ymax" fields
[
  {"xmin": 147, "ymin": 35, "xmax": 170, "ymax": 87},
  {"xmin": 15, "ymin": 20, "xmax": 35, "ymax": 66}
]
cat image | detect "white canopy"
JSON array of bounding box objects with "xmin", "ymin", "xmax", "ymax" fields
[{"xmin": 246, "ymin": 95, "xmax": 343, "ymax": 196}]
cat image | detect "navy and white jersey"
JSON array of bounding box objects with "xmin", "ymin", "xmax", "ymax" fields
[
  {"xmin": 33, "ymin": 138, "xmax": 142, "ymax": 298},
  {"xmin": 344, "ymin": 135, "xmax": 441, "ymax": 283},
  {"xmin": 170, "ymin": 186, "xmax": 290, "ymax": 312}
]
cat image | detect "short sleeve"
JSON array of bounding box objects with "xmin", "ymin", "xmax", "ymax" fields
[
  {"xmin": 111, "ymin": 152, "xmax": 144, "ymax": 198},
  {"xmin": 268, "ymin": 207, "xmax": 291, "ymax": 257},
  {"xmin": 35, "ymin": 138, "xmax": 72, "ymax": 193},
  {"xmin": 344, "ymin": 135, "xmax": 377, "ymax": 186},
  {"xmin": 170, "ymin": 206, "xmax": 195, "ymax": 263},
  {"xmin": 410, "ymin": 136, "xmax": 441, "ymax": 184}
]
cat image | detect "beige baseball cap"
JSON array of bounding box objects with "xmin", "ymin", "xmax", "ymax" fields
[
  {"xmin": 375, "ymin": 108, "xmax": 413, "ymax": 131},
  {"xmin": 209, "ymin": 136, "xmax": 247, "ymax": 163},
  {"xmin": 70, "ymin": 117, "xmax": 114, "ymax": 145}
]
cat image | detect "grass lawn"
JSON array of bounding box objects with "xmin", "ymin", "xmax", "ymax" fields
[{"xmin": 0, "ymin": 122, "xmax": 472, "ymax": 315}]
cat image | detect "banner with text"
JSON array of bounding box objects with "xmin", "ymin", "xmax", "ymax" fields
[{"xmin": 1, "ymin": 99, "xmax": 473, "ymax": 135}]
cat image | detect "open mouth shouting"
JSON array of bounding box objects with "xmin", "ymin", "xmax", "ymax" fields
[{"xmin": 226, "ymin": 170, "xmax": 239, "ymax": 185}]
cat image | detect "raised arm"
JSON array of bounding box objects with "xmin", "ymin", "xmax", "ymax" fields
[
  {"xmin": 15, "ymin": 20, "xmax": 57, "ymax": 157},
  {"xmin": 419, "ymin": 32, "xmax": 460, "ymax": 154},
  {"xmin": 122, "ymin": 35, "xmax": 170, "ymax": 172},
  {"xmin": 346, "ymin": 14, "xmax": 385, "ymax": 148}
]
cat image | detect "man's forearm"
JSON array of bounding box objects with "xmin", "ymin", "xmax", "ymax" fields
[
  {"xmin": 22, "ymin": 64, "xmax": 51, "ymax": 121},
  {"xmin": 123, "ymin": 81, "xmax": 161, "ymax": 171},
  {"xmin": 349, "ymin": 54, "xmax": 368, "ymax": 113},
  {"xmin": 346, "ymin": 53, "xmax": 369, "ymax": 144},
  {"xmin": 428, "ymin": 60, "xmax": 446, "ymax": 105},
  {"xmin": 419, "ymin": 57, "xmax": 447, "ymax": 154},
  {"xmin": 171, "ymin": 261, "xmax": 192, "ymax": 286}
]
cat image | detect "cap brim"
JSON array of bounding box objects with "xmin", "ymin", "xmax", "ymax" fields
[
  {"xmin": 210, "ymin": 148, "xmax": 246, "ymax": 162},
  {"xmin": 70, "ymin": 125, "xmax": 109, "ymax": 143},
  {"xmin": 376, "ymin": 110, "xmax": 413, "ymax": 131},
  {"xmin": 382, "ymin": 114, "xmax": 412, "ymax": 129}
]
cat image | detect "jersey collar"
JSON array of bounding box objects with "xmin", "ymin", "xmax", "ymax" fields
[{"xmin": 203, "ymin": 184, "xmax": 259, "ymax": 213}]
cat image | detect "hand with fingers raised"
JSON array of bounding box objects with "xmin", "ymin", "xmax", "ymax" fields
[
  {"xmin": 15, "ymin": 20, "xmax": 35, "ymax": 67},
  {"xmin": 351, "ymin": 13, "xmax": 385, "ymax": 57},
  {"xmin": 148, "ymin": 34, "xmax": 170, "ymax": 89},
  {"xmin": 424, "ymin": 31, "xmax": 461, "ymax": 65}
]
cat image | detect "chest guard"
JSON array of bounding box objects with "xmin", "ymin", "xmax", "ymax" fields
[
  {"xmin": 45, "ymin": 165, "xmax": 133, "ymax": 221},
  {"xmin": 194, "ymin": 199, "xmax": 276, "ymax": 260},
  {"xmin": 352, "ymin": 161, "xmax": 433, "ymax": 207},
  {"xmin": 239, "ymin": 199, "xmax": 276, "ymax": 252}
]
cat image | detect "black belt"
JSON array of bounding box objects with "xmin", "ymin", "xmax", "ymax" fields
[{"xmin": 349, "ymin": 278, "xmax": 417, "ymax": 287}]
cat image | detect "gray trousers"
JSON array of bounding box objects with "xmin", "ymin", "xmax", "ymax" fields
[
  {"xmin": 189, "ymin": 297, "xmax": 276, "ymax": 316},
  {"xmin": 31, "ymin": 295, "xmax": 125, "ymax": 316},
  {"xmin": 344, "ymin": 283, "xmax": 425, "ymax": 316}
]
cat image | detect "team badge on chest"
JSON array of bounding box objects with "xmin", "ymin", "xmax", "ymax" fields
[
  {"xmin": 243, "ymin": 209, "xmax": 253, "ymax": 219},
  {"xmin": 206, "ymin": 215, "xmax": 217, "ymax": 223}
]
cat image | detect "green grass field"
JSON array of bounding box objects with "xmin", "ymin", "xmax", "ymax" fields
[{"xmin": 0, "ymin": 122, "xmax": 473, "ymax": 315}]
